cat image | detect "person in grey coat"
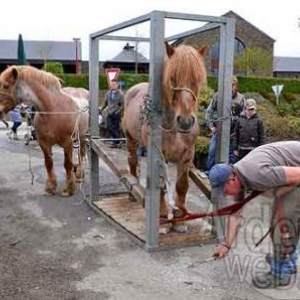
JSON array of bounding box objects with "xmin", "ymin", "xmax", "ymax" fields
[
  {"xmin": 205, "ymin": 76, "xmax": 245, "ymax": 170},
  {"xmin": 99, "ymin": 79, "xmax": 124, "ymax": 147}
]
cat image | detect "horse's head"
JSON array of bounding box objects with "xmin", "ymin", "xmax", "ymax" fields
[
  {"xmin": 0, "ymin": 91, "xmax": 16, "ymax": 118},
  {"xmin": 163, "ymin": 42, "xmax": 208, "ymax": 134},
  {"xmin": 0, "ymin": 66, "xmax": 30, "ymax": 105},
  {"xmin": 0, "ymin": 65, "xmax": 60, "ymax": 108},
  {"xmin": 0, "ymin": 66, "xmax": 19, "ymax": 95}
]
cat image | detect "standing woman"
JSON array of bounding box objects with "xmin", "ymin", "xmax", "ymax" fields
[
  {"xmin": 7, "ymin": 106, "xmax": 23, "ymax": 140},
  {"xmin": 233, "ymin": 98, "xmax": 265, "ymax": 161}
]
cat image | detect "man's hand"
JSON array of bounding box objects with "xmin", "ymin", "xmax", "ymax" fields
[
  {"xmin": 210, "ymin": 126, "xmax": 217, "ymax": 134},
  {"xmin": 233, "ymin": 150, "xmax": 239, "ymax": 157},
  {"xmin": 214, "ymin": 244, "xmax": 230, "ymax": 258}
]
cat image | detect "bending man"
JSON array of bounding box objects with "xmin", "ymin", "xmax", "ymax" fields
[{"xmin": 209, "ymin": 141, "xmax": 300, "ymax": 288}]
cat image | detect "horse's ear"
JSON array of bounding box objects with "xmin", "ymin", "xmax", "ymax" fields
[
  {"xmin": 11, "ymin": 67, "xmax": 19, "ymax": 81},
  {"xmin": 198, "ymin": 44, "xmax": 209, "ymax": 57},
  {"xmin": 165, "ymin": 42, "xmax": 175, "ymax": 58}
]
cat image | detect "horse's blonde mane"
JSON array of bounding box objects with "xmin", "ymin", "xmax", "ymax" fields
[
  {"xmin": 12, "ymin": 65, "xmax": 62, "ymax": 90},
  {"xmin": 163, "ymin": 45, "xmax": 207, "ymax": 104}
]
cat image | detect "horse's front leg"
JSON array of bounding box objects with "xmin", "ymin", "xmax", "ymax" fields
[
  {"xmin": 174, "ymin": 164, "xmax": 189, "ymax": 213},
  {"xmin": 40, "ymin": 142, "xmax": 57, "ymax": 195},
  {"xmin": 172, "ymin": 163, "xmax": 189, "ymax": 233},
  {"xmin": 158, "ymin": 184, "xmax": 173, "ymax": 235},
  {"xmin": 74, "ymin": 138, "xmax": 86, "ymax": 182},
  {"xmin": 62, "ymin": 142, "xmax": 76, "ymax": 196}
]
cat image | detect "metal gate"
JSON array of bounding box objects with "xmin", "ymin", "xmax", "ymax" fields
[{"xmin": 87, "ymin": 10, "xmax": 235, "ymax": 251}]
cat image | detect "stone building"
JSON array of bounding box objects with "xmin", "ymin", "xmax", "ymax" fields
[{"xmin": 173, "ymin": 11, "xmax": 275, "ymax": 77}]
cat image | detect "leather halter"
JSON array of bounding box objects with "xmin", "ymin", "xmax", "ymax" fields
[{"xmin": 172, "ymin": 87, "xmax": 198, "ymax": 102}]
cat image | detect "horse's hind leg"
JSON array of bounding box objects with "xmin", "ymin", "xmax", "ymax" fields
[
  {"xmin": 74, "ymin": 139, "xmax": 86, "ymax": 182},
  {"xmin": 125, "ymin": 132, "xmax": 138, "ymax": 177},
  {"xmin": 62, "ymin": 143, "xmax": 76, "ymax": 196},
  {"xmin": 40, "ymin": 142, "xmax": 57, "ymax": 195}
]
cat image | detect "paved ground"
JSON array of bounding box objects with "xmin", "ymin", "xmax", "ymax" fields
[{"xmin": 0, "ymin": 122, "xmax": 299, "ymax": 300}]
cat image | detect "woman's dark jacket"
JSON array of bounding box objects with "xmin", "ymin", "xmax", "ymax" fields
[{"xmin": 233, "ymin": 113, "xmax": 265, "ymax": 151}]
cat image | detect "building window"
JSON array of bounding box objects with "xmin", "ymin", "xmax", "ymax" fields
[
  {"xmin": 211, "ymin": 38, "xmax": 245, "ymax": 76},
  {"xmin": 235, "ymin": 38, "xmax": 245, "ymax": 55},
  {"xmin": 211, "ymin": 42, "xmax": 220, "ymax": 76}
]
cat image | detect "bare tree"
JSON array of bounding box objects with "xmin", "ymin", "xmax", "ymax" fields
[
  {"xmin": 134, "ymin": 29, "xmax": 147, "ymax": 74},
  {"xmin": 234, "ymin": 47, "xmax": 273, "ymax": 77},
  {"xmin": 39, "ymin": 42, "xmax": 54, "ymax": 66}
]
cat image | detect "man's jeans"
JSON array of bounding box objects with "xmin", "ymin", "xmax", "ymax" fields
[
  {"xmin": 206, "ymin": 131, "xmax": 235, "ymax": 171},
  {"xmin": 106, "ymin": 113, "xmax": 121, "ymax": 144},
  {"xmin": 206, "ymin": 131, "xmax": 217, "ymax": 171}
]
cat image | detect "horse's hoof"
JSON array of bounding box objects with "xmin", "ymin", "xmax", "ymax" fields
[
  {"xmin": 172, "ymin": 224, "xmax": 188, "ymax": 233},
  {"xmin": 45, "ymin": 180, "xmax": 57, "ymax": 195},
  {"xmin": 61, "ymin": 191, "xmax": 72, "ymax": 197},
  {"xmin": 172, "ymin": 207, "xmax": 189, "ymax": 218},
  {"xmin": 76, "ymin": 178, "xmax": 84, "ymax": 183},
  {"xmin": 61, "ymin": 189, "xmax": 74, "ymax": 197},
  {"xmin": 75, "ymin": 172, "xmax": 84, "ymax": 181},
  {"xmin": 159, "ymin": 224, "xmax": 171, "ymax": 235},
  {"xmin": 43, "ymin": 189, "xmax": 55, "ymax": 196},
  {"xmin": 196, "ymin": 219, "xmax": 213, "ymax": 236}
]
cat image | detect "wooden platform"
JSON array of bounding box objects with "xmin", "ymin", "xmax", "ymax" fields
[
  {"xmin": 90, "ymin": 138, "xmax": 215, "ymax": 250},
  {"xmin": 93, "ymin": 194, "xmax": 215, "ymax": 250}
]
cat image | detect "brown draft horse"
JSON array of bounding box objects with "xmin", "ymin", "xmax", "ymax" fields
[
  {"xmin": 0, "ymin": 65, "xmax": 89, "ymax": 196},
  {"xmin": 122, "ymin": 42, "xmax": 207, "ymax": 231}
]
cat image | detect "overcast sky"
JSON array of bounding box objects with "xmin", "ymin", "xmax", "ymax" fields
[{"xmin": 1, "ymin": 0, "xmax": 300, "ymax": 60}]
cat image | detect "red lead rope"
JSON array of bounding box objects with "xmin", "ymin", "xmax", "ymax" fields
[{"xmin": 160, "ymin": 191, "xmax": 261, "ymax": 225}]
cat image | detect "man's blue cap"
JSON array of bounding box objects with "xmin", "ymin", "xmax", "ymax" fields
[{"xmin": 208, "ymin": 163, "xmax": 233, "ymax": 188}]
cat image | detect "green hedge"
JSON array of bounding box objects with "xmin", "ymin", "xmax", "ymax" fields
[
  {"xmin": 58, "ymin": 74, "xmax": 149, "ymax": 90},
  {"xmin": 59, "ymin": 73, "xmax": 300, "ymax": 94},
  {"xmin": 236, "ymin": 76, "xmax": 300, "ymax": 94}
]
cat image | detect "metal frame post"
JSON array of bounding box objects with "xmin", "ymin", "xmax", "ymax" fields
[
  {"xmin": 89, "ymin": 36, "xmax": 100, "ymax": 204},
  {"xmin": 145, "ymin": 11, "xmax": 165, "ymax": 249},
  {"xmin": 216, "ymin": 19, "xmax": 235, "ymax": 163},
  {"xmin": 213, "ymin": 18, "xmax": 235, "ymax": 243},
  {"xmin": 88, "ymin": 11, "xmax": 236, "ymax": 249}
]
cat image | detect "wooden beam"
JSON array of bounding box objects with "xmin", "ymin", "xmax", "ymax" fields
[
  {"xmin": 91, "ymin": 139, "xmax": 145, "ymax": 205},
  {"xmin": 189, "ymin": 167, "xmax": 211, "ymax": 200}
]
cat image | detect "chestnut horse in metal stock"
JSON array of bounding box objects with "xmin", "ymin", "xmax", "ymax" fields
[
  {"xmin": 122, "ymin": 42, "xmax": 207, "ymax": 230},
  {"xmin": 0, "ymin": 65, "xmax": 89, "ymax": 196}
]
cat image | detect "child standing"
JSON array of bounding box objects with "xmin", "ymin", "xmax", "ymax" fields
[
  {"xmin": 233, "ymin": 98, "xmax": 265, "ymax": 161},
  {"xmin": 7, "ymin": 106, "xmax": 23, "ymax": 140}
]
